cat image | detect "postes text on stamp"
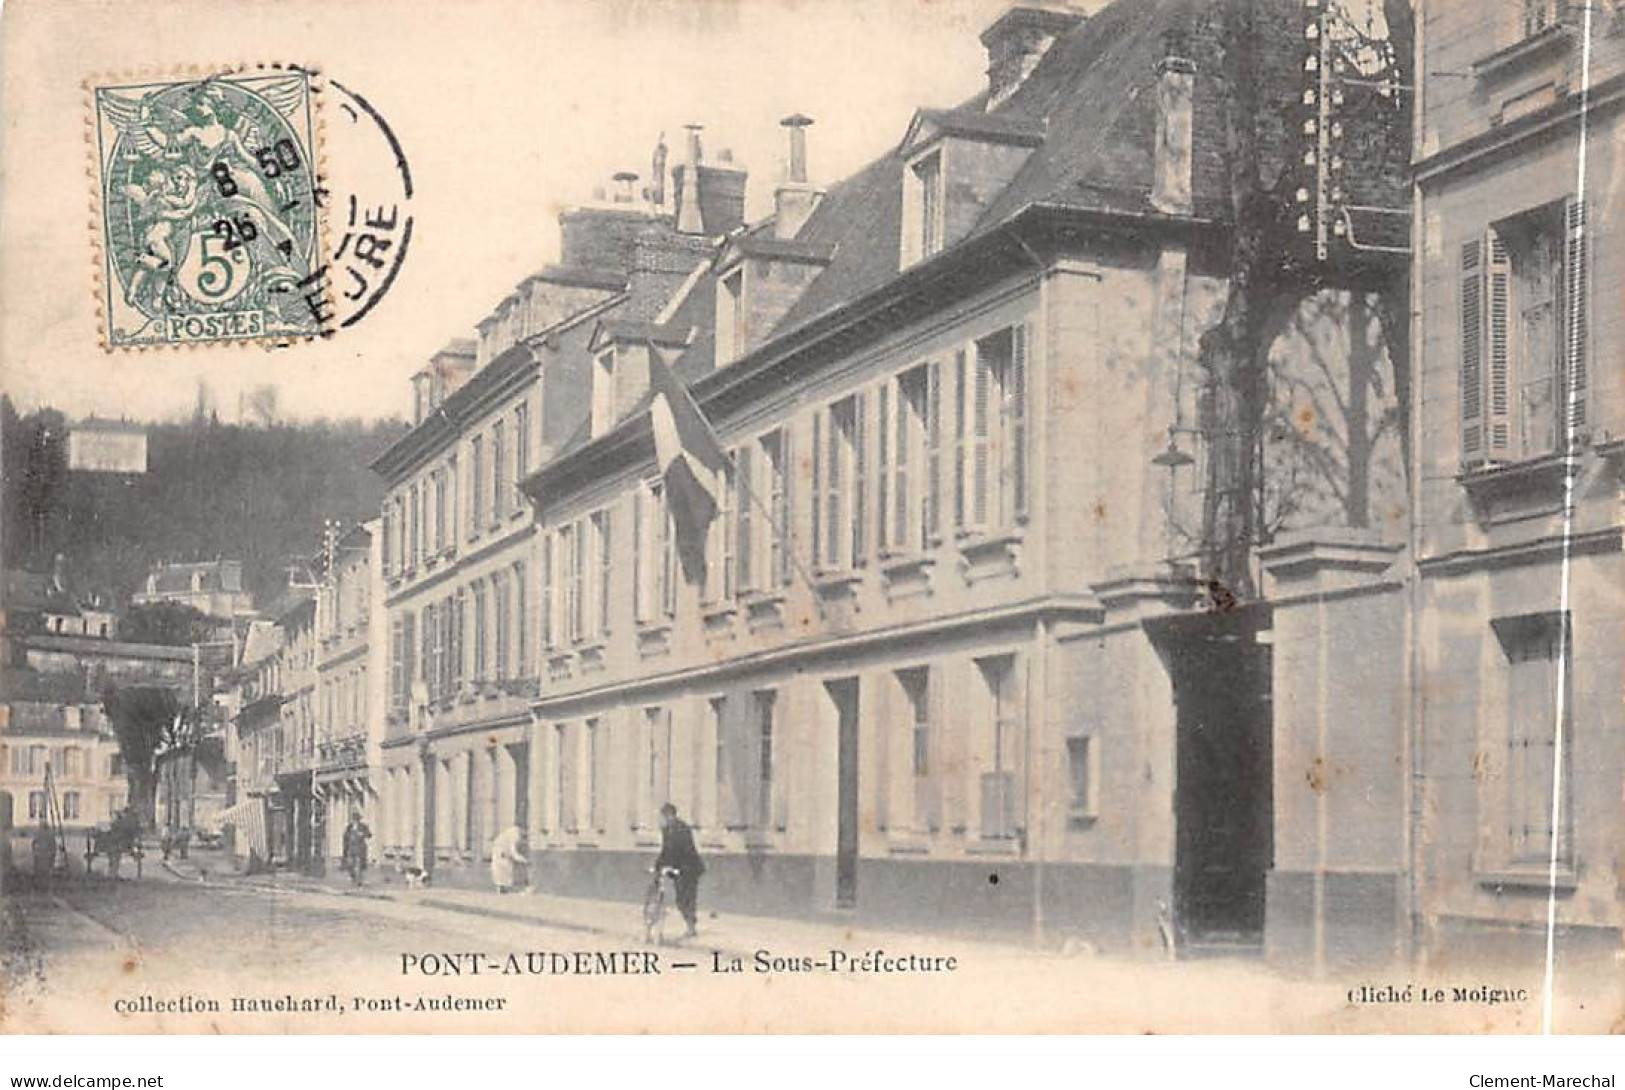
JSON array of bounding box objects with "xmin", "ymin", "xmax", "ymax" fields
[{"xmin": 92, "ymin": 70, "xmax": 326, "ymax": 348}]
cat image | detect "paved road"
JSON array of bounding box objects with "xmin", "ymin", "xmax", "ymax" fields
[{"xmin": 2, "ymin": 864, "xmax": 658, "ymax": 1032}]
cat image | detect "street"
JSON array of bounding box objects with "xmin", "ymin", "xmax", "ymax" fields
[
  {"xmin": 5, "ymin": 849, "xmax": 1610, "ymax": 1034},
  {"xmin": 1, "ymin": 855, "xmax": 682, "ymax": 1033}
]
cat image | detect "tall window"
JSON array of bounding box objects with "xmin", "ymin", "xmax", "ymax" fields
[
  {"xmin": 593, "ymin": 509, "xmax": 612, "ymax": 637},
  {"xmin": 734, "ymin": 445, "xmax": 754, "ymax": 594},
  {"xmin": 555, "ymin": 723, "xmax": 575, "ymax": 833},
  {"xmin": 492, "ymin": 570, "xmax": 510, "ymax": 680},
  {"xmin": 635, "ymin": 482, "xmax": 676, "ymax": 623},
  {"xmin": 566, "ymin": 521, "xmax": 586, "ymax": 642},
  {"xmin": 491, "ymin": 420, "xmax": 506, "ymax": 524},
  {"xmin": 512, "ymin": 560, "xmax": 527, "ymax": 678},
  {"xmin": 811, "ymin": 394, "xmax": 866, "ymax": 571},
  {"xmin": 905, "ymin": 149, "xmax": 945, "ymax": 265},
  {"xmin": 63, "ymin": 791, "xmax": 80, "ymax": 820},
  {"xmin": 1066, "ymin": 735, "xmax": 1098, "ymax": 820},
  {"xmin": 450, "ymin": 588, "xmax": 465, "ymax": 691},
  {"xmin": 513, "ymin": 402, "xmax": 530, "ymax": 513},
  {"xmin": 540, "ymin": 534, "xmax": 555, "ymax": 650},
  {"xmin": 380, "ymin": 499, "xmax": 393, "ymax": 576},
  {"xmin": 408, "ymin": 484, "xmax": 420, "ymax": 571},
  {"xmin": 1494, "ymin": 613, "xmax": 1574, "ymax": 866},
  {"xmin": 753, "ymin": 691, "xmax": 775, "ymax": 830},
  {"xmin": 425, "ymin": 602, "xmax": 442, "ymax": 701},
  {"xmin": 643, "ymin": 706, "xmax": 672, "ymax": 825},
  {"xmin": 962, "ymin": 325, "xmax": 1029, "ymax": 531},
  {"xmin": 977, "ymin": 654, "xmax": 1020, "ymax": 840},
  {"xmin": 470, "ymin": 436, "xmax": 485, "ymax": 538},
  {"xmin": 585, "ymin": 718, "xmax": 602, "ymax": 832},
  {"xmin": 432, "ymin": 469, "xmax": 446, "ymax": 553},
  {"xmin": 1460, "ymin": 198, "xmax": 1588, "ymax": 466},
  {"xmin": 709, "ymin": 697, "xmax": 728, "ymax": 831},
  {"xmin": 472, "ymin": 579, "xmax": 488, "ymax": 681},
  {"xmin": 899, "ymin": 667, "xmax": 938, "ymax": 830},
  {"xmin": 880, "ymin": 363, "xmax": 939, "ymax": 554},
  {"xmin": 762, "ymin": 428, "xmax": 792, "ymax": 587},
  {"xmin": 447, "ymin": 454, "xmax": 459, "ymax": 546}
]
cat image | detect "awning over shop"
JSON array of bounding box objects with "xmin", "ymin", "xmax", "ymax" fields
[{"xmin": 214, "ymin": 799, "xmax": 268, "ymax": 856}]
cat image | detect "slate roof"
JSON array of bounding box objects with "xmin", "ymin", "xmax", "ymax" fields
[{"xmin": 771, "ymin": 0, "xmax": 1244, "ymax": 345}]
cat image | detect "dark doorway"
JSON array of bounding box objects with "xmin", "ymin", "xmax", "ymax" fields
[
  {"xmin": 1152, "ymin": 606, "xmax": 1273, "ymax": 950},
  {"xmin": 509, "ymin": 742, "xmax": 530, "ymax": 832},
  {"xmin": 828, "ymin": 678, "xmax": 860, "ymax": 910}
]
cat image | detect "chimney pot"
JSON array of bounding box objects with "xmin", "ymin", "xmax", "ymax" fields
[{"xmin": 780, "ymin": 113, "xmax": 814, "ymax": 184}]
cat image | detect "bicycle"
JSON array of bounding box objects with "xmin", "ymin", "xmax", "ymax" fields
[{"xmin": 642, "ymin": 865, "xmax": 681, "ymax": 945}]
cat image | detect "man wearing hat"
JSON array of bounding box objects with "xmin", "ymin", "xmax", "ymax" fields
[{"xmin": 654, "ymin": 803, "xmax": 705, "ymax": 937}]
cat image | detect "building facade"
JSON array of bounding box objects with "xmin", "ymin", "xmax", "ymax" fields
[
  {"xmin": 131, "ymin": 559, "xmax": 256, "ymax": 620},
  {"xmin": 371, "ymin": 138, "xmax": 744, "ymax": 883},
  {"xmin": 510, "ymin": 0, "xmax": 1418, "ymax": 962},
  {"xmin": 1411, "ymin": 0, "xmax": 1624, "ymax": 964},
  {"xmin": 313, "ymin": 521, "xmax": 387, "ymax": 862}
]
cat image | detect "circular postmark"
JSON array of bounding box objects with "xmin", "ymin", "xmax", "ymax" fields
[{"xmin": 91, "ymin": 64, "xmax": 413, "ymax": 349}]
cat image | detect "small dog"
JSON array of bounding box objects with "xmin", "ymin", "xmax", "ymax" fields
[{"xmin": 399, "ymin": 864, "xmax": 431, "ymax": 889}]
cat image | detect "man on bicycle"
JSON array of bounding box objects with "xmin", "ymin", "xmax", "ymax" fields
[{"xmin": 654, "ymin": 803, "xmax": 705, "ymax": 938}]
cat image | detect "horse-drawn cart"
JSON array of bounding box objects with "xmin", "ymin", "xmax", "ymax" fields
[{"xmin": 84, "ymin": 822, "xmax": 144, "ymax": 878}]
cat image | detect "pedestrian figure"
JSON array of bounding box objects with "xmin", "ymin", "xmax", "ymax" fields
[
  {"xmin": 341, "ymin": 811, "xmax": 371, "ymax": 887},
  {"xmin": 655, "ymin": 803, "xmax": 705, "ymax": 938},
  {"xmin": 176, "ymin": 825, "xmax": 191, "ymax": 860},
  {"xmin": 161, "ymin": 828, "xmax": 174, "ymax": 862},
  {"xmin": 489, "ymin": 825, "xmax": 526, "ymax": 894}
]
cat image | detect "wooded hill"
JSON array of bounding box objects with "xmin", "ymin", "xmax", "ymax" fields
[{"xmin": 2, "ymin": 397, "xmax": 407, "ymax": 610}]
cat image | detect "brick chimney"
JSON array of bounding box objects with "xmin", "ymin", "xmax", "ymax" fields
[
  {"xmin": 1150, "ymin": 27, "xmax": 1196, "ymax": 216},
  {"xmin": 980, "ymin": 3, "xmax": 1085, "ymax": 110},
  {"xmin": 774, "ymin": 114, "xmax": 820, "ymax": 240}
]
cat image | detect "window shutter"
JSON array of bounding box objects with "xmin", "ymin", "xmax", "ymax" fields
[
  {"xmin": 810, "ymin": 411, "xmax": 823, "ymax": 569},
  {"xmin": 735, "ymin": 446, "xmax": 753, "ymax": 594},
  {"xmin": 852, "ymin": 391, "xmax": 868, "ymax": 567},
  {"xmin": 1460, "ymin": 240, "xmax": 1485, "ymax": 464},
  {"xmin": 925, "ymin": 360, "xmax": 941, "ymax": 546},
  {"xmin": 779, "ymin": 426, "xmax": 794, "ymax": 587},
  {"xmin": 598, "ymin": 511, "xmax": 612, "ymax": 636},
  {"xmin": 632, "ymin": 489, "xmax": 644, "ymax": 623},
  {"xmin": 953, "ymin": 350, "xmax": 967, "ymax": 529},
  {"xmin": 972, "ymin": 346, "xmax": 991, "ymax": 526},
  {"xmin": 894, "ymin": 378, "xmax": 909, "ymax": 550},
  {"xmin": 877, "ymin": 383, "xmax": 891, "ymax": 554},
  {"xmin": 540, "ymin": 534, "xmax": 553, "ymax": 649},
  {"xmin": 1562, "ymin": 196, "xmax": 1589, "ymax": 433},
  {"xmin": 1011, "ymin": 323, "xmax": 1028, "ymax": 519},
  {"xmin": 1486, "ymin": 229, "xmax": 1514, "ymax": 459}
]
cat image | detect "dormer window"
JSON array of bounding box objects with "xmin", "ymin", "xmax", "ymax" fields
[
  {"xmin": 592, "ymin": 348, "xmax": 617, "ymax": 436},
  {"xmin": 903, "ymin": 148, "xmax": 945, "ymax": 266},
  {"xmin": 717, "ymin": 268, "xmax": 746, "ymax": 364}
]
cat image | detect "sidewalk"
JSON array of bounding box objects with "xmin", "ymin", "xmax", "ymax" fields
[{"xmin": 214, "ymin": 861, "xmax": 1085, "ymax": 966}]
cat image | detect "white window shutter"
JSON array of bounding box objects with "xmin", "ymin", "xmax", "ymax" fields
[
  {"xmin": 1486, "ymin": 228, "xmax": 1514, "ymax": 459},
  {"xmin": 972, "ymin": 346, "xmax": 991, "ymax": 526},
  {"xmin": 1459, "ymin": 239, "xmax": 1485, "ymax": 464},
  {"xmin": 1562, "ymin": 196, "xmax": 1589, "ymax": 433}
]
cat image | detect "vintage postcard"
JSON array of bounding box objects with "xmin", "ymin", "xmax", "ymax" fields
[{"xmin": 1, "ymin": 0, "xmax": 1621, "ymax": 1037}]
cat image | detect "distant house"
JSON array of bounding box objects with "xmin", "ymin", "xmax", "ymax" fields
[{"xmin": 131, "ymin": 559, "xmax": 256, "ymax": 620}]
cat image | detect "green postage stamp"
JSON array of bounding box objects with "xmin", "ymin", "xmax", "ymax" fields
[{"xmin": 91, "ymin": 69, "xmax": 327, "ymax": 348}]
